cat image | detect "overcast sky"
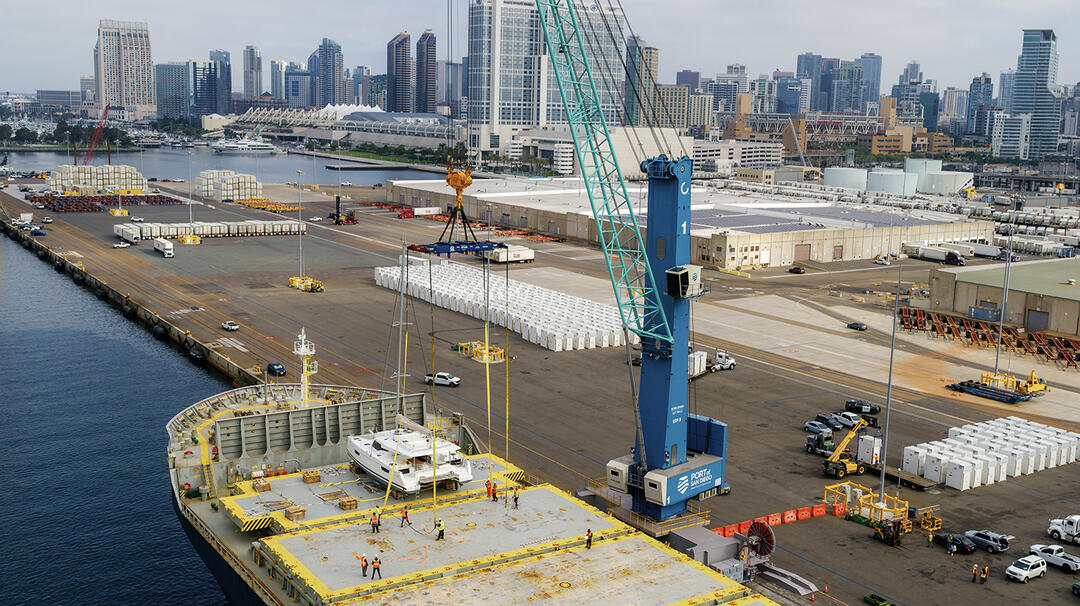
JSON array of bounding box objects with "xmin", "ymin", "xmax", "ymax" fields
[{"xmin": 3, "ymin": 0, "xmax": 1077, "ymax": 95}]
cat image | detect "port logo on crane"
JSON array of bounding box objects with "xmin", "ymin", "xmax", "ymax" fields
[{"xmin": 677, "ymin": 476, "xmax": 690, "ymax": 494}]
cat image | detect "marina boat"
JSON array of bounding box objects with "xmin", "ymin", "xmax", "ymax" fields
[
  {"xmin": 210, "ymin": 138, "xmax": 279, "ymax": 155},
  {"xmin": 347, "ymin": 427, "xmax": 473, "ymax": 494}
]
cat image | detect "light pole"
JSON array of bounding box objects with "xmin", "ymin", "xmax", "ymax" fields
[
  {"xmin": 486, "ymin": 203, "xmax": 492, "ymax": 240},
  {"xmin": 187, "ymin": 150, "xmax": 194, "ymax": 232},
  {"xmin": 297, "ymin": 169, "xmax": 304, "ymax": 279}
]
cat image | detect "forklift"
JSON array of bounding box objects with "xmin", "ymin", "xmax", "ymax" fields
[
  {"xmin": 822, "ymin": 419, "xmax": 870, "ymax": 479},
  {"xmin": 327, "ymin": 195, "xmax": 358, "ymax": 225}
]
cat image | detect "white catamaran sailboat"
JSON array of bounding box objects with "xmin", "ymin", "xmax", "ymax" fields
[{"xmin": 347, "ymin": 428, "xmax": 473, "ymax": 495}]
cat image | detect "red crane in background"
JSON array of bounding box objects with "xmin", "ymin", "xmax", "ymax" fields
[{"xmin": 79, "ymin": 104, "xmax": 110, "ymax": 165}]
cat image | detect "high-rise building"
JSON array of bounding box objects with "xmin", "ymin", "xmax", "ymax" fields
[
  {"xmin": 353, "ymin": 65, "xmax": 372, "ymax": 106},
  {"xmin": 369, "ymin": 74, "xmax": 388, "ymax": 109},
  {"xmin": 468, "ymin": 0, "xmax": 623, "ymax": 157},
  {"xmin": 998, "ymin": 68, "xmax": 1016, "ymax": 112},
  {"xmin": 243, "ymin": 45, "xmax": 262, "ymax": 98},
  {"xmin": 991, "ymin": 112, "xmax": 1032, "ymax": 159},
  {"xmin": 829, "ymin": 60, "xmax": 864, "ymax": 113},
  {"xmin": 1011, "ymin": 29, "xmax": 1063, "ymax": 160},
  {"xmin": 624, "ymin": 35, "xmax": 659, "ymax": 126},
  {"xmin": 676, "ymin": 70, "xmax": 701, "ymax": 91},
  {"xmin": 316, "ymin": 38, "xmax": 345, "ymax": 107},
  {"xmin": 817, "ymin": 58, "xmax": 841, "ymax": 111},
  {"xmin": 284, "ymin": 67, "xmax": 312, "ymax": 109},
  {"xmin": 155, "ymin": 63, "xmax": 188, "ymax": 121},
  {"xmin": 188, "ymin": 60, "xmax": 219, "ymax": 119},
  {"xmin": 93, "ymin": 20, "xmax": 155, "ymax": 118},
  {"xmin": 855, "ymin": 53, "xmax": 882, "ymax": 111},
  {"xmin": 654, "ymin": 84, "xmax": 689, "ymax": 127},
  {"xmin": 899, "ymin": 60, "xmax": 922, "ymax": 85},
  {"xmin": 270, "ymin": 60, "xmax": 287, "ymax": 100},
  {"xmin": 775, "ymin": 77, "xmax": 803, "ymax": 114},
  {"xmin": 965, "ymin": 73, "xmax": 993, "ymax": 134},
  {"xmin": 972, "ymin": 105, "xmax": 1005, "ymax": 137},
  {"xmin": 796, "ymin": 52, "xmax": 823, "ymax": 110},
  {"xmin": 80, "ymin": 76, "xmax": 96, "ymax": 104},
  {"xmin": 798, "ymin": 77, "xmax": 812, "ymax": 113},
  {"xmin": 415, "ymin": 30, "xmax": 437, "ymax": 113},
  {"xmin": 209, "ymin": 49, "xmax": 232, "ymax": 114},
  {"xmin": 706, "ymin": 80, "xmax": 739, "ymax": 112},
  {"xmin": 919, "ymin": 91, "xmax": 939, "ymax": 130},
  {"xmin": 688, "ymin": 93, "xmax": 713, "ymax": 128},
  {"xmin": 437, "ymin": 60, "xmax": 463, "ymax": 115},
  {"xmin": 387, "ymin": 32, "xmax": 413, "ymax": 112},
  {"xmin": 941, "ymin": 87, "xmax": 969, "ymax": 123},
  {"xmin": 748, "ymin": 76, "xmax": 777, "ymax": 113}
]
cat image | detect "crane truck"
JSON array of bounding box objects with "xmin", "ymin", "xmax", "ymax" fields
[{"xmin": 822, "ymin": 418, "xmax": 870, "ymax": 479}]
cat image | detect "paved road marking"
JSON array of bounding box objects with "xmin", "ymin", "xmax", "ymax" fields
[{"xmin": 217, "ymin": 337, "xmax": 250, "ymax": 352}]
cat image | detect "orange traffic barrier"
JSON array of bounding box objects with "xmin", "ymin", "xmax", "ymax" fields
[
  {"xmin": 767, "ymin": 513, "xmax": 783, "ymax": 526},
  {"xmin": 754, "ymin": 516, "xmax": 769, "ymax": 527},
  {"xmin": 832, "ymin": 502, "xmax": 847, "ymax": 516},
  {"xmin": 738, "ymin": 520, "xmax": 752, "ymax": 533},
  {"xmin": 721, "ymin": 524, "xmax": 738, "ymax": 537},
  {"xmin": 812, "ymin": 504, "xmax": 827, "ymax": 517},
  {"xmin": 797, "ymin": 506, "xmax": 812, "ymax": 520},
  {"xmin": 782, "ymin": 510, "xmax": 798, "ymax": 524}
]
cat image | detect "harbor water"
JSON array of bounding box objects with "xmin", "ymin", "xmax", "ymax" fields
[
  {"xmin": 3, "ymin": 147, "xmax": 434, "ymax": 185},
  {"xmin": 0, "ymin": 236, "xmax": 227, "ymax": 605}
]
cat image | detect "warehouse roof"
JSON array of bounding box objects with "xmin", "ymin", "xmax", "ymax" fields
[
  {"xmin": 388, "ymin": 177, "xmax": 977, "ymax": 236},
  {"xmin": 939, "ymin": 257, "xmax": 1080, "ymax": 302}
]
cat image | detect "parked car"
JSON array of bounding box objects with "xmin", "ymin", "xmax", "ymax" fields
[
  {"xmin": 964, "ymin": 530, "xmax": 1015, "ymax": 553},
  {"xmin": 30, "ymin": 229, "xmax": 46, "ymax": 236},
  {"xmin": 836, "ymin": 411, "xmax": 863, "ymax": 428},
  {"xmin": 113, "ymin": 242, "xmax": 131, "ymax": 249},
  {"xmin": 874, "ymin": 258, "xmax": 891, "ymax": 265},
  {"xmin": 815, "ymin": 413, "xmax": 844, "ymax": 430},
  {"xmin": 42, "ymin": 216, "xmax": 53, "ymax": 223},
  {"xmin": 266, "ymin": 362, "xmax": 286, "ymax": 376},
  {"xmin": 132, "ymin": 216, "xmax": 145, "ymax": 222},
  {"xmin": 220, "ymin": 320, "xmax": 240, "ymax": 331},
  {"xmin": 1073, "ymin": 580, "xmax": 1080, "ymax": 596},
  {"xmin": 1005, "ymin": 555, "xmax": 1047, "ymax": 583},
  {"xmin": 789, "ymin": 266, "xmax": 805, "ymax": 274},
  {"xmin": 341, "ymin": 181, "xmax": 354, "ymax": 186},
  {"xmin": 1029, "ymin": 544, "xmax": 1080, "ymax": 572},
  {"xmin": 803, "ymin": 421, "xmax": 833, "ymax": 437},
  {"xmin": 308, "ymin": 216, "xmax": 322, "ymax": 222},
  {"xmin": 424, "ymin": 372, "xmax": 461, "ymax": 387},
  {"xmin": 845, "ymin": 399, "xmax": 882, "ymax": 414},
  {"xmin": 933, "ymin": 533, "xmax": 977, "ymax": 554},
  {"xmin": 847, "ymin": 321, "xmax": 868, "ymax": 331},
  {"xmin": 34, "ymin": 202, "xmax": 46, "ymax": 209}
]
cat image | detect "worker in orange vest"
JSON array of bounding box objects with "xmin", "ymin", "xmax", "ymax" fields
[
  {"xmin": 360, "ymin": 554, "xmax": 368, "ymax": 577},
  {"xmin": 400, "ymin": 506, "xmax": 410, "ymax": 527},
  {"xmin": 370, "ymin": 511, "xmax": 380, "ymax": 533},
  {"xmin": 971, "ymin": 563, "xmax": 978, "ymax": 582},
  {"xmin": 586, "ymin": 529, "xmax": 593, "ymax": 549},
  {"xmin": 491, "ymin": 481, "xmax": 498, "ymax": 502},
  {"xmin": 371, "ymin": 556, "xmax": 382, "ymax": 580},
  {"xmin": 980, "ymin": 565, "xmax": 989, "ymax": 584},
  {"xmin": 485, "ymin": 479, "xmax": 492, "ymax": 499}
]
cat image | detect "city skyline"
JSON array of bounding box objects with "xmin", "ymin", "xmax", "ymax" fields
[{"xmin": 2, "ymin": 1, "xmax": 1077, "ymax": 95}]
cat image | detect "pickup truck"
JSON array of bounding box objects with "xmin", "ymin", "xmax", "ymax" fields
[{"xmin": 1029, "ymin": 544, "xmax": 1080, "ymax": 572}]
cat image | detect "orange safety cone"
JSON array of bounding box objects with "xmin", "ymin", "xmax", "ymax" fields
[
  {"xmin": 823, "ymin": 585, "xmax": 829, "ymax": 594},
  {"xmin": 810, "ymin": 592, "xmax": 815, "ymax": 602}
]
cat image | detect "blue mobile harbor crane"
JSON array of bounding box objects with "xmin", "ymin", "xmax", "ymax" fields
[{"xmin": 536, "ymin": 0, "xmax": 728, "ymax": 523}]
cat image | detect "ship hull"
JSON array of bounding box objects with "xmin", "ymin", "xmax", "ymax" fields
[{"xmin": 172, "ymin": 495, "xmax": 267, "ymax": 606}]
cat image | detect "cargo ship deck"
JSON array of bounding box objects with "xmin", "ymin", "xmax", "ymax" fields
[{"xmin": 168, "ymin": 384, "xmax": 780, "ymax": 605}]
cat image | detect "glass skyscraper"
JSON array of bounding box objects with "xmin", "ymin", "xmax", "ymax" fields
[{"xmin": 1011, "ymin": 29, "xmax": 1062, "ymax": 160}]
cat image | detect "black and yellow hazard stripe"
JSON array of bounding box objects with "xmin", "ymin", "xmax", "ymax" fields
[{"xmin": 241, "ymin": 516, "xmax": 274, "ymax": 532}]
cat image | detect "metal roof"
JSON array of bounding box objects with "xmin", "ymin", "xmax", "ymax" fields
[{"xmin": 941, "ymin": 258, "xmax": 1080, "ymax": 302}]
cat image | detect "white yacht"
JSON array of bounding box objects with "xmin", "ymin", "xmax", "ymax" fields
[
  {"xmin": 347, "ymin": 428, "xmax": 473, "ymax": 495},
  {"xmin": 210, "ymin": 138, "xmax": 279, "ymax": 155}
]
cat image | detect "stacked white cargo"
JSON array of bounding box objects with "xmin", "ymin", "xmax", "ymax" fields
[
  {"xmin": 214, "ymin": 174, "xmax": 262, "ymax": 201},
  {"xmin": 915, "ymin": 417, "xmax": 1080, "ymax": 490},
  {"xmin": 196, "ymin": 170, "xmax": 235, "ymax": 197},
  {"xmin": 48, "ymin": 164, "xmax": 147, "ymax": 192},
  {"xmin": 373, "ymin": 262, "xmax": 629, "ymax": 352}
]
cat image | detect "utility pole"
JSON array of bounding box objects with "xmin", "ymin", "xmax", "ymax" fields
[{"xmin": 296, "ymin": 169, "xmax": 304, "ymax": 278}]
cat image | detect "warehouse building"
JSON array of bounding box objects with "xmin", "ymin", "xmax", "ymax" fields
[
  {"xmin": 388, "ymin": 176, "xmax": 992, "ymax": 270},
  {"xmin": 929, "ymin": 258, "xmax": 1080, "ymax": 335}
]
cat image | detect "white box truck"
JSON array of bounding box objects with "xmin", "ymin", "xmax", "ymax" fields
[
  {"xmin": 485, "ymin": 245, "xmax": 536, "ymax": 263},
  {"xmin": 153, "ymin": 238, "xmax": 174, "ymax": 258}
]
